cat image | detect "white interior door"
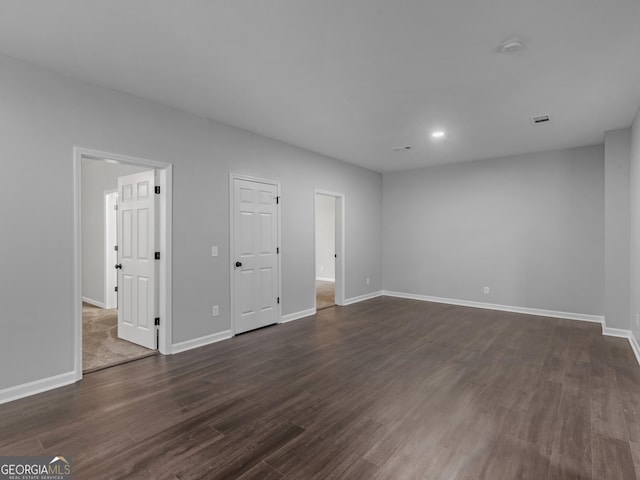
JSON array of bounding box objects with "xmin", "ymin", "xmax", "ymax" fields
[
  {"xmin": 233, "ymin": 178, "xmax": 279, "ymax": 334},
  {"xmin": 117, "ymin": 170, "xmax": 157, "ymax": 349}
]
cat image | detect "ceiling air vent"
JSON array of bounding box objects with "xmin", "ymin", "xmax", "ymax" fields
[{"xmin": 531, "ymin": 115, "xmax": 550, "ymax": 125}]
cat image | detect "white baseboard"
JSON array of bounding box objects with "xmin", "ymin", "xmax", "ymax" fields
[
  {"xmin": 343, "ymin": 291, "xmax": 383, "ymax": 306},
  {"xmin": 602, "ymin": 322, "xmax": 640, "ymax": 367},
  {"xmin": 0, "ymin": 371, "xmax": 76, "ymax": 405},
  {"xmin": 382, "ymin": 291, "xmax": 604, "ymax": 324},
  {"xmin": 315, "ymin": 277, "xmax": 335, "ymax": 283},
  {"xmin": 281, "ymin": 308, "xmax": 316, "ymax": 323},
  {"xmin": 82, "ymin": 296, "xmax": 105, "ymax": 309},
  {"xmin": 629, "ymin": 335, "xmax": 640, "ymax": 367},
  {"xmin": 602, "ymin": 325, "xmax": 631, "ymax": 338},
  {"xmin": 171, "ymin": 330, "xmax": 232, "ymax": 354}
]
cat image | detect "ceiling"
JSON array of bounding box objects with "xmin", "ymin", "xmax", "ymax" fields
[{"xmin": 0, "ymin": 0, "xmax": 639, "ymax": 172}]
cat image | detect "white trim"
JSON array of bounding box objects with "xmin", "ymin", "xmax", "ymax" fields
[
  {"xmin": 157, "ymin": 166, "xmax": 173, "ymax": 355},
  {"xmin": 73, "ymin": 156, "xmax": 82, "ymax": 381},
  {"xmin": 629, "ymin": 335, "xmax": 640, "ymax": 367},
  {"xmin": 74, "ymin": 147, "xmax": 174, "ymax": 385},
  {"xmin": 82, "ymin": 297, "xmax": 105, "ymax": 309},
  {"xmin": 78, "ymin": 147, "xmax": 173, "ymax": 169},
  {"xmin": 0, "ymin": 371, "xmax": 76, "ymax": 405},
  {"xmin": 172, "ymin": 330, "xmax": 232, "ymax": 354},
  {"xmin": 316, "ymin": 277, "xmax": 336, "ymax": 283},
  {"xmin": 104, "ymin": 189, "xmax": 118, "ymax": 309},
  {"xmin": 229, "ymin": 174, "xmax": 282, "ymax": 335},
  {"xmin": 343, "ymin": 291, "xmax": 384, "ymax": 306},
  {"xmin": 601, "ymin": 322, "xmax": 640, "ymax": 367},
  {"xmin": 602, "ymin": 326, "xmax": 632, "ymax": 338},
  {"xmin": 280, "ymin": 308, "xmax": 316, "ymax": 323},
  {"xmin": 382, "ymin": 291, "xmax": 605, "ymax": 324},
  {"xmin": 336, "ymin": 194, "xmax": 345, "ymax": 306}
]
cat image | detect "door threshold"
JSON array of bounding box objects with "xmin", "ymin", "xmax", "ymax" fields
[
  {"xmin": 234, "ymin": 323, "xmax": 279, "ymax": 336},
  {"xmin": 317, "ymin": 304, "xmax": 336, "ymax": 311},
  {"xmin": 83, "ymin": 351, "xmax": 159, "ymax": 374}
]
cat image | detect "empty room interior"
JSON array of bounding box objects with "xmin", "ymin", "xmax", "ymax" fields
[{"xmin": 2, "ymin": 1, "xmax": 640, "ymax": 479}]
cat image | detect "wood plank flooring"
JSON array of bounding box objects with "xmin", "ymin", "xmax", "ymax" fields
[
  {"xmin": 2, "ymin": 297, "xmax": 640, "ymax": 479},
  {"xmin": 315, "ymin": 280, "xmax": 335, "ymax": 310}
]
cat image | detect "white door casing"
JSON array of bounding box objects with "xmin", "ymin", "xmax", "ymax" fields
[
  {"xmin": 232, "ymin": 177, "xmax": 280, "ymax": 334},
  {"xmin": 74, "ymin": 147, "xmax": 172, "ymax": 382},
  {"xmin": 334, "ymin": 194, "xmax": 345, "ymax": 306},
  {"xmin": 117, "ymin": 170, "xmax": 157, "ymax": 349},
  {"xmin": 104, "ymin": 190, "xmax": 118, "ymax": 309}
]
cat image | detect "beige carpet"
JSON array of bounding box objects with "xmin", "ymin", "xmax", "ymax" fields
[
  {"xmin": 316, "ymin": 280, "xmax": 335, "ymax": 310},
  {"xmin": 83, "ymin": 303, "xmax": 156, "ymax": 372}
]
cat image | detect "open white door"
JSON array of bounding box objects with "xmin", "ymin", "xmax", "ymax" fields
[
  {"xmin": 116, "ymin": 170, "xmax": 157, "ymax": 349},
  {"xmin": 232, "ymin": 177, "xmax": 279, "ymax": 334}
]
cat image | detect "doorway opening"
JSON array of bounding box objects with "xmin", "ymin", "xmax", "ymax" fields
[
  {"xmin": 73, "ymin": 148, "xmax": 173, "ymax": 380},
  {"xmin": 315, "ymin": 190, "xmax": 345, "ymax": 310}
]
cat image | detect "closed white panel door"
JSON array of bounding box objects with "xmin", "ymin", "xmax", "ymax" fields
[
  {"xmin": 233, "ymin": 178, "xmax": 279, "ymax": 334},
  {"xmin": 117, "ymin": 170, "xmax": 157, "ymax": 349}
]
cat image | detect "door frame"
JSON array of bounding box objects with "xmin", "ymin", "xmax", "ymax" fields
[
  {"xmin": 73, "ymin": 147, "xmax": 173, "ymax": 381},
  {"xmin": 229, "ymin": 174, "xmax": 282, "ymax": 336},
  {"xmin": 104, "ymin": 189, "xmax": 118, "ymax": 309},
  {"xmin": 315, "ymin": 189, "xmax": 346, "ymax": 307}
]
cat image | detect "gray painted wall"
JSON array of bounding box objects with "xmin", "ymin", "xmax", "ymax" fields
[
  {"xmin": 315, "ymin": 194, "xmax": 335, "ymax": 280},
  {"xmin": 2, "ymin": 45, "xmax": 636, "ymax": 396},
  {"xmin": 383, "ymin": 145, "xmax": 605, "ymax": 315},
  {"xmin": 0, "ymin": 53, "xmax": 382, "ymax": 391},
  {"xmin": 604, "ymin": 129, "xmax": 631, "ymax": 330},
  {"xmin": 631, "ymin": 108, "xmax": 640, "ymax": 343},
  {"xmin": 81, "ymin": 159, "xmax": 147, "ymax": 305}
]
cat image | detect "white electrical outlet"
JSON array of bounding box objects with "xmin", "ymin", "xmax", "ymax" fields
[
  {"xmin": 366, "ymin": 277, "xmax": 370, "ymax": 285},
  {"xmin": 212, "ymin": 305, "xmax": 219, "ymax": 317},
  {"xmin": 211, "ymin": 246, "xmax": 218, "ymax": 257},
  {"xmin": 483, "ymin": 286, "xmax": 490, "ymax": 295}
]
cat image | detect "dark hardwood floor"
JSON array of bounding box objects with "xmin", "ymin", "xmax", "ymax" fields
[{"xmin": 2, "ymin": 297, "xmax": 640, "ymax": 479}]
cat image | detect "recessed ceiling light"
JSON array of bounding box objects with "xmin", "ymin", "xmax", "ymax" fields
[{"xmin": 431, "ymin": 131, "xmax": 446, "ymax": 139}]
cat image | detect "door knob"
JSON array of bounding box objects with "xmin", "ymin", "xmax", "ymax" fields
[
  {"xmin": 235, "ymin": 261, "xmax": 242, "ymax": 267},
  {"xmin": 115, "ymin": 264, "xmax": 122, "ymax": 269}
]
